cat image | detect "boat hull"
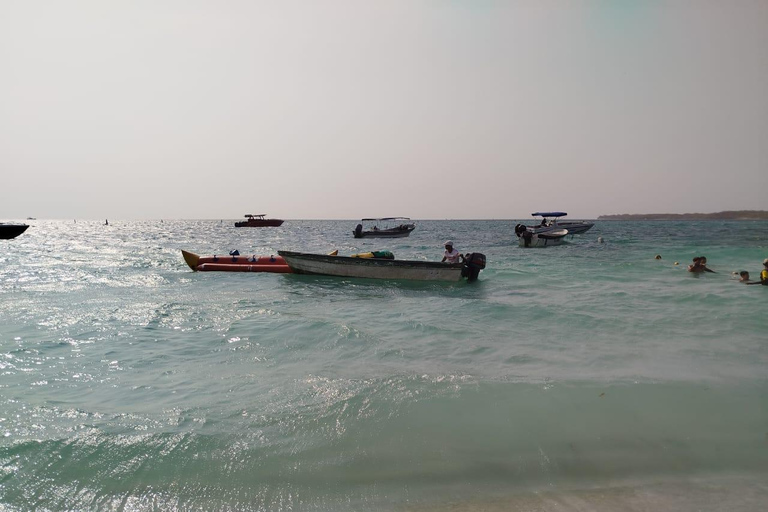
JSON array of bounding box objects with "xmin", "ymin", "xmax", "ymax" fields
[
  {"xmin": 353, "ymin": 227, "xmax": 414, "ymax": 238},
  {"xmin": 518, "ymin": 229, "xmax": 568, "ymax": 248},
  {"xmin": 278, "ymin": 251, "xmax": 464, "ymax": 281},
  {"xmin": 530, "ymin": 221, "xmax": 594, "ymax": 235},
  {"xmin": 550, "ymin": 221, "xmax": 594, "ymax": 234},
  {"xmin": 182, "ymin": 250, "xmax": 292, "ymax": 273},
  {"xmin": 234, "ymin": 219, "xmax": 284, "ymax": 227},
  {"xmin": 0, "ymin": 224, "xmax": 29, "ymax": 240}
]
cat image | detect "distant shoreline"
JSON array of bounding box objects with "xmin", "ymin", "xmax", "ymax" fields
[{"xmin": 597, "ymin": 210, "xmax": 768, "ymax": 221}]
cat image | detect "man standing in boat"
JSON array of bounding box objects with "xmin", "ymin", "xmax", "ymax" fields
[{"xmin": 441, "ymin": 241, "xmax": 464, "ymax": 264}]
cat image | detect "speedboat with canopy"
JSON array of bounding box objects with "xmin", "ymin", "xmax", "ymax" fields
[{"xmin": 523, "ymin": 212, "xmax": 594, "ymax": 235}]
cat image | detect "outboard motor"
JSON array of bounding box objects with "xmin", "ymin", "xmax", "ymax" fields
[
  {"xmin": 461, "ymin": 252, "xmax": 486, "ymax": 282},
  {"xmin": 353, "ymin": 224, "xmax": 363, "ymax": 238},
  {"xmin": 514, "ymin": 224, "xmax": 533, "ymax": 247}
]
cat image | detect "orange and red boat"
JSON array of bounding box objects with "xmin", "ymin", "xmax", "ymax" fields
[{"xmin": 181, "ymin": 250, "xmax": 292, "ymax": 273}]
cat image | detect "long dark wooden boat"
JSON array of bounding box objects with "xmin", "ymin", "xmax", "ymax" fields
[
  {"xmin": 278, "ymin": 250, "xmax": 486, "ymax": 282},
  {"xmin": 234, "ymin": 214, "xmax": 284, "ymax": 227},
  {"xmin": 0, "ymin": 223, "xmax": 29, "ymax": 239},
  {"xmin": 353, "ymin": 217, "xmax": 415, "ymax": 238}
]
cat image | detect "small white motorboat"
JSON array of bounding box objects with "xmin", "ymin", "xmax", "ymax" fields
[
  {"xmin": 352, "ymin": 217, "xmax": 415, "ymax": 238},
  {"xmin": 515, "ymin": 225, "xmax": 569, "ymax": 247},
  {"xmin": 278, "ymin": 250, "xmax": 486, "ymax": 282},
  {"xmin": 527, "ymin": 212, "xmax": 594, "ymax": 235}
]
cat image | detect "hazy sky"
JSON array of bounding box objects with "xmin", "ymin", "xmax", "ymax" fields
[{"xmin": 2, "ymin": 0, "xmax": 766, "ymax": 220}]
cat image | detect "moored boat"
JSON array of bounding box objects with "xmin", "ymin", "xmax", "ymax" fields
[
  {"xmin": 0, "ymin": 223, "xmax": 29, "ymax": 240},
  {"xmin": 527, "ymin": 212, "xmax": 594, "ymax": 235},
  {"xmin": 353, "ymin": 217, "xmax": 415, "ymax": 238},
  {"xmin": 514, "ymin": 225, "xmax": 569, "ymax": 247},
  {"xmin": 182, "ymin": 250, "xmax": 292, "ymax": 273},
  {"xmin": 234, "ymin": 214, "xmax": 284, "ymax": 227},
  {"xmin": 279, "ymin": 250, "xmax": 485, "ymax": 282}
]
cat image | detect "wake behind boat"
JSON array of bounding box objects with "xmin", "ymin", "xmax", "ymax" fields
[
  {"xmin": 0, "ymin": 223, "xmax": 29, "ymax": 240},
  {"xmin": 279, "ymin": 250, "xmax": 485, "ymax": 282}
]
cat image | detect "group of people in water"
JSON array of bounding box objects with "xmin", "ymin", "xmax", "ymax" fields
[
  {"xmin": 681, "ymin": 255, "xmax": 768, "ymax": 285},
  {"xmin": 454, "ymin": 241, "xmax": 767, "ymax": 285},
  {"xmin": 687, "ymin": 256, "xmax": 715, "ymax": 273}
]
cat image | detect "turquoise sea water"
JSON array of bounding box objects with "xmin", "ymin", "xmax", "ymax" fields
[{"xmin": 1, "ymin": 219, "xmax": 767, "ymax": 511}]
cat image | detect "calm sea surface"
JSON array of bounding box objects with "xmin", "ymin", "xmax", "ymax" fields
[{"xmin": 1, "ymin": 219, "xmax": 767, "ymax": 511}]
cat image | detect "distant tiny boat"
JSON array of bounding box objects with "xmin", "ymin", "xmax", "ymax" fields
[
  {"xmin": 235, "ymin": 214, "xmax": 284, "ymax": 227},
  {"xmin": 181, "ymin": 250, "xmax": 292, "ymax": 273},
  {"xmin": 279, "ymin": 250, "xmax": 486, "ymax": 282},
  {"xmin": 353, "ymin": 217, "xmax": 415, "ymax": 238},
  {"xmin": 0, "ymin": 223, "xmax": 29, "ymax": 240}
]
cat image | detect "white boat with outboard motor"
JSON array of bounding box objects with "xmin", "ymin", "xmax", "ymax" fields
[
  {"xmin": 525, "ymin": 212, "xmax": 594, "ymax": 235},
  {"xmin": 514, "ymin": 225, "xmax": 569, "ymax": 247},
  {"xmin": 278, "ymin": 250, "xmax": 486, "ymax": 282},
  {"xmin": 352, "ymin": 217, "xmax": 415, "ymax": 238}
]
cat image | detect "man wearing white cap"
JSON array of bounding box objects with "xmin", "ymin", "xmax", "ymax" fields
[{"xmin": 441, "ymin": 240, "xmax": 464, "ymax": 264}]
